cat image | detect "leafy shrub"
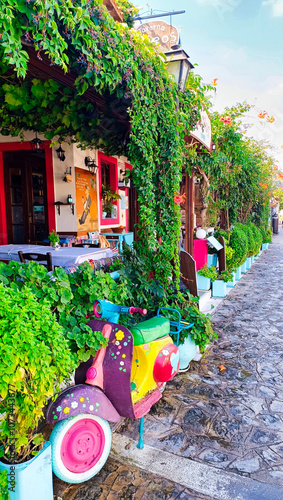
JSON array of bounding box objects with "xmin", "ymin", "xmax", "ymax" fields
[
  {"xmin": 229, "ymin": 225, "xmax": 248, "ymax": 266},
  {"xmin": 249, "ymin": 223, "xmax": 262, "ymax": 255},
  {"xmin": 0, "ymin": 285, "xmax": 75, "ymax": 463},
  {"xmin": 167, "ymin": 292, "xmax": 217, "ymax": 349},
  {"xmin": 0, "ymin": 260, "xmax": 128, "ymax": 362},
  {"xmin": 198, "ymin": 265, "xmax": 218, "ymax": 280},
  {"xmin": 218, "ymin": 270, "xmax": 234, "ymax": 282},
  {"xmin": 260, "ymin": 227, "xmax": 272, "ymax": 244},
  {"xmin": 238, "ymin": 224, "xmax": 254, "ymax": 257},
  {"xmin": 0, "ymin": 470, "xmax": 9, "ymax": 500}
]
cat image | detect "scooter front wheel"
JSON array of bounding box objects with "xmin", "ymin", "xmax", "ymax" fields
[{"xmin": 50, "ymin": 414, "xmax": 112, "ymax": 483}]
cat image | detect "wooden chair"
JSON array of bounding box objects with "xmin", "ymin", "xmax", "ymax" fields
[
  {"xmin": 18, "ymin": 251, "xmax": 53, "ymax": 271},
  {"xmin": 180, "ymin": 249, "xmax": 198, "ymax": 297}
]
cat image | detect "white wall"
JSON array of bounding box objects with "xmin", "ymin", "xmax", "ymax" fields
[{"xmin": 0, "ymin": 134, "xmax": 129, "ymax": 234}]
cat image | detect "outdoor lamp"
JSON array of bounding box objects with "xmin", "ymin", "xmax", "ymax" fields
[
  {"xmin": 56, "ymin": 144, "xmax": 66, "ymax": 162},
  {"xmin": 30, "ymin": 132, "xmax": 44, "ymax": 152},
  {"xmin": 84, "ymin": 156, "xmax": 98, "ymax": 175},
  {"xmin": 165, "ymin": 48, "xmax": 193, "ymax": 92}
]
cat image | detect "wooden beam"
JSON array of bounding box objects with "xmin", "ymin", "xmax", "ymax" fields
[
  {"xmin": 103, "ymin": 0, "xmax": 124, "ymax": 22},
  {"xmin": 26, "ymin": 47, "xmax": 106, "ymax": 111}
]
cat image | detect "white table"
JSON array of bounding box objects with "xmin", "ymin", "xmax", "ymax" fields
[{"xmin": 0, "ymin": 245, "xmax": 113, "ymax": 267}]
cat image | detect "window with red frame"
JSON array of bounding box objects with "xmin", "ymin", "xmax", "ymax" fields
[{"xmin": 99, "ymin": 153, "xmax": 119, "ymax": 225}]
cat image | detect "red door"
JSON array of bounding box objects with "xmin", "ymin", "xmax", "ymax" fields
[{"xmin": 3, "ymin": 151, "xmax": 49, "ymax": 243}]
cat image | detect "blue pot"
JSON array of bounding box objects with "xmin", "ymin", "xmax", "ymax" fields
[
  {"xmin": 246, "ymin": 257, "xmax": 252, "ymax": 269},
  {"xmin": 261, "ymin": 243, "xmax": 268, "ymax": 250},
  {"xmin": 212, "ymin": 280, "xmax": 227, "ymax": 298},
  {"xmin": 251, "ymin": 256, "xmax": 255, "ymax": 264},
  {"xmin": 240, "ymin": 261, "xmax": 247, "ymax": 273},
  {"xmin": 0, "ymin": 442, "xmax": 53, "ymax": 500},
  {"xmin": 227, "ymin": 272, "xmax": 236, "ymax": 287},
  {"xmin": 197, "ymin": 273, "xmax": 211, "ymax": 291},
  {"xmin": 235, "ymin": 267, "xmax": 242, "ymax": 281},
  {"xmin": 207, "ymin": 254, "xmax": 217, "ymax": 267},
  {"xmin": 177, "ymin": 335, "xmax": 197, "ymax": 370}
]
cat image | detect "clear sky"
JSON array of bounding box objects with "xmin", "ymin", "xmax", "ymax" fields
[{"xmin": 134, "ymin": 0, "xmax": 283, "ymax": 168}]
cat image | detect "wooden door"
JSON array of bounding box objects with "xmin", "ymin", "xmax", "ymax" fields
[{"xmin": 3, "ymin": 151, "xmax": 48, "ymax": 243}]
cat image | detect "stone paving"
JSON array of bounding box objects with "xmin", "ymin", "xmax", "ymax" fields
[
  {"xmin": 117, "ymin": 231, "xmax": 283, "ymax": 485},
  {"xmin": 54, "ymin": 231, "xmax": 283, "ymax": 499}
]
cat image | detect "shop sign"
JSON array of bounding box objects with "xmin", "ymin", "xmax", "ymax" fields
[
  {"xmin": 190, "ymin": 110, "xmax": 212, "ymax": 150},
  {"xmin": 136, "ymin": 21, "xmax": 179, "ymax": 52}
]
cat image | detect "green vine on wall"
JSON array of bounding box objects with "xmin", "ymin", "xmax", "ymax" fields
[{"xmin": 0, "ymin": 0, "xmax": 202, "ymax": 286}]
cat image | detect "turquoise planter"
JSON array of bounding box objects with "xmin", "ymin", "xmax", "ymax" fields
[
  {"xmin": 235, "ymin": 267, "xmax": 242, "ymax": 281},
  {"xmin": 0, "ymin": 442, "xmax": 53, "ymax": 500},
  {"xmin": 177, "ymin": 335, "xmax": 197, "ymax": 371},
  {"xmin": 197, "ymin": 273, "xmax": 211, "ymax": 291},
  {"xmin": 261, "ymin": 243, "xmax": 269, "ymax": 250},
  {"xmin": 251, "ymin": 256, "xmax": 255, "ymax": 264},
  {"xmin": 227, "ymin": 272, "xmax": 236, "ymax": 287},
  {"xmin": 240, "ymin": 261, "xmax": 247, "ymax": 273},
  {"xmin": 246, "ymin": 257, "xmax": 252, "ymax": 269},
  {"xmin": 207, "ymin": 254, "xmax": 217, "ymax": 267},
  {"xmin": 212, "ymin": 280, "xmax": 227, "ymax": 298}
]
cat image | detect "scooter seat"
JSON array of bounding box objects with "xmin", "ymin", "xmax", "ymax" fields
[{"xmin": 131, "ymin": 317, "xmax": 170, "ymax": 346}]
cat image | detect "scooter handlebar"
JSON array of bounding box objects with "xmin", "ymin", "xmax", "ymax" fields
[{"xmin": 129, "ymin": 307, "xmax": 147, "ymax": 315}]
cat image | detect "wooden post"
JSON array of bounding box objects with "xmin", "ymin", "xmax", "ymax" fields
[
  {"xmin": 218, "ymin": 235, "xmax": 226, "ymax": 272},
  {"xmin": 185, "ymin": 174, "xmax": 194, "ymax": 256}
]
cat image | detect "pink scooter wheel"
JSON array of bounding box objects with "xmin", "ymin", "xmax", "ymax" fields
[
  {"xmin": 50, "ymin": 414, "xmax": 111, "ymax": 484},
  {"xmin": 61, "ymin": 418, "xmax": 105, "ymax": 473}
]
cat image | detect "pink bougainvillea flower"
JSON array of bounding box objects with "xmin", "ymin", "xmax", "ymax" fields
[
  {"xmin": 220, "ymin": 116, "xmax": 232, "ymax": 125},
  {"xmin": 174, "ymin": 193, "xmax": 186, "ymax": 205}
]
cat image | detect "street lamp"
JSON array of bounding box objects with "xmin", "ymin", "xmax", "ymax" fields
[
  {"xmin": 164, "ymin": 47, "xmax": 193, "ymax": 92},
  {"xmin": 30, "ymin": 132, "xmax": 44, "ymax": 152},
  {"xmin": 84, "ymin": 156, "xmax": 98, "ymax": 175},
  {"xmin": 56, "ymin": 144, "xmax": 66, "ymax": 162}
]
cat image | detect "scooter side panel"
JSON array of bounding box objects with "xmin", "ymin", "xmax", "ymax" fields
[
  {"xmin": 46, "ymin": 384, "xmax": 121, "ymax": 424},
  {"xmin": 85, "ymin": 319, "xmax": 135, "ymax": 419}
]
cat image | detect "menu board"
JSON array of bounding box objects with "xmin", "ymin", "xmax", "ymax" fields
[{"xmin": 75, "ymin": 168, "xmax": 98, "ymax": 236}]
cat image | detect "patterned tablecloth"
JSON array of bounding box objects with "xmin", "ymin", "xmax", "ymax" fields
[{"xmin": 0, "ymin": 244, "xmax": 113, "ymax": 267}]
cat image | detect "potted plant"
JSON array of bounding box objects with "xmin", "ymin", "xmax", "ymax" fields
[
  {"xmin": 48, "ymin": 229, "xmax": 59, "ymax": 248},
  {"xmin": 229, "ymin": 225, "xmax": 248, "ymax": 280},
  {"xmin": 0, "ymin": 284, "xmax": 75, "ymax": 500},
  {"xmin": 197, "ymin": 265, "xmax": 216, "ymax": 291},
  {"xmin": 260, "ymin": 227, "xmax": 272, "ymax": 250},
  {"xmin": 207, "ymin": 247, "xmax": 218, "ymax": 267},
  {"xmin": 249, "ymin": 223, "xmax": 262, "ymax": 259},
  {"xmin": 166, "ymin": 292, "xmax": 218, "ymax": 371},
  {"xmin": 211, "ymin": 270, "xmax": 233, "ymax": 298},
  {"xmin": 101, "ymin": 184, "xmax": 121, "ymax": 218}
]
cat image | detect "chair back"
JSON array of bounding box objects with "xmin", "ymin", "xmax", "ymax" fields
[
  {"xmin": 180, "ymin": 250, "xmax": 198, "ymax": 297},
  {"xmin": 18, "ymin": 251, "xmax": 53, "ymax": 271}
]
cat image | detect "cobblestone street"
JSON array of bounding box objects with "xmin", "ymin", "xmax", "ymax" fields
[{"xmin": 54, "ymin": 231, "xmax": 283, "ymax": 499}]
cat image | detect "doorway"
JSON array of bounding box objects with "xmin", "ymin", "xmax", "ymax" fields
[{"xmin": 3, "ymin": 151, "xmax": 49, "ymax": 243}]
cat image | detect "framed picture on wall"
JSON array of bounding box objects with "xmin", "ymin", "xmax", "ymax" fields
[{"xmin": 75, "ymin": 168, "xmax": 98, "ymax": 235}]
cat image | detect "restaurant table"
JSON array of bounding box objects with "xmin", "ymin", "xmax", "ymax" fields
[
  {"xmin": 101, "ymin": 232, "xmax": 133, "ymax": 253},
  {"xmin": 0, "ymin": 245, "xmax": 113, "ymax": 267}
]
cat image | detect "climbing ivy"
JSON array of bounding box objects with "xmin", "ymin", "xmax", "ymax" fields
[
  {"xmin": 188, "ymin": 102, "xmax": 274, "ymax": 231},
  {"xmin": 0, "ymin": 0, "xmax": 202, "ymax": 286}
]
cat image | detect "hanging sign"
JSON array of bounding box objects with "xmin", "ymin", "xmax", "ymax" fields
[
  {"xmin": 136, "ymin": 21, "xmax": 178, "ymax": 52},
  {"xmin": 190, "ymin": 110, "xmax": 212, "ymax": 150}
]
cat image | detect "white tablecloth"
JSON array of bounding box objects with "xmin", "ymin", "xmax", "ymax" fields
[{"xmin": 0, "ymin": 245, "xmax": 113, "ymax": 267}]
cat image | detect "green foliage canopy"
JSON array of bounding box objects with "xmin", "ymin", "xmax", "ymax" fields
[{"xmin": 0, "ymin": 0, "xmax": 204, "ymax": 286}]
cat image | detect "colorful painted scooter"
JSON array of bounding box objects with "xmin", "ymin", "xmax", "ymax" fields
[{"xmin": 46, "ymin": 297, "xmax": 191, "ymax": 484}]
